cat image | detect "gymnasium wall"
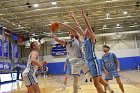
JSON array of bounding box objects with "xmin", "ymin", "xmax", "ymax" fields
[
  {"xmin": 20, "ymin": 33, "xmax": 140, "ymax": 74},
  {"xmin": 44, "ymin": 34, "xmax": 140, "ymax": 74}
]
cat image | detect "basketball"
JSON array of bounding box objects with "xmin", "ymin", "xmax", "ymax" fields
[{"xmin": 50, "ymin": 22, "xmax": 59, "ymax": 32}]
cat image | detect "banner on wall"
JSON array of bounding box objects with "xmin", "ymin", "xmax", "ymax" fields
[
  {"xmin": 0, "ymin": 40, "xmax": 2, "ymax": 57},
  {"xmin": 11, "ymin": 44, "xmax": 18, "ymax": 59},
  {"xmin": 4, "ymin": 41, "xmax": 9, "ymax": 58},
  {"xmin": 4, "ymin": 63, "xmax": 11, "ymax": 70},
  {"xmin": 0, "ymin": 62, "xmax": 4, "ymax": 70},
  {"xmin": 0, "ymin": 27, "xmax": 4, "ymax": 41},
  {"xmin": 12, "ymin": 32, "xmax": 18, "ymax": 41},
  {"xmin": 0, "ymin": 62, "xmax": 11, "ymax": 70},
  {"xmin": 11, "ymin": 43, "xmax": 14, "ymax": 59},
  {"xmin": 15, "ymin": 45, "xmax": 18, "ymax": 58},
  {"xmin": 19, "ymin": 64, "xmax": 26, "ymax": 69}
]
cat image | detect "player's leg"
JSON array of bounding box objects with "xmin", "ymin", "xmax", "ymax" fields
[
  {"xmin": 116, "ymin": 77, "xmax": 124, "ymax": 93},
  {"xmin": 32, "ymin": 84, "xmax": 41, "ymax": 93},
  {"xmin": 99, "ymin": 76, "xmax": 114, "ymax": 93},
  {"xmin": 93, "ymin": 76, "xmax": 104, "ymax": 93},
  {"xmin": 87, "ymin": 59, "xmax": 104, "ymax": 93},
  {"xmin": 113, "ymin": 70, "xmax": 124, "ymax": 93},
  {"xmin": 73, "ymin": 75, "xmax": 79, "ymax": 93},
  {"xmin": 70, "ymin": 58, "xmax": 81, "ymax": 93},
  {"xmin": 95, "ymin": 59, "xmax": 115, "ymax": 93},
  {"xmin": 78, "ymin": 75, "xmax": 81, "ymax": 89},
  {"xmin": 62, "ymin": 74, "xmax": 68, "ymax": 91},
  {"xmin": 22, "ymin": 73, "xmax": 34, "ymax": 93},
  {"xmin": 64, "ymin": 74, "xmax": 68, "ymax": 85},
  {"xmin": 27, "ymin": 86, "xmax": 34, "ymax": 93},
  {"xmin": 79, "ymin": 59, "xmax": 92, "ymax": 83},
  {"xmin": 29, "ymin": 75, "xmax": 40, "ymax": 93},
  {"xmin": 103, "ymin": 79, "xmax": 108, "ymax": 93}
]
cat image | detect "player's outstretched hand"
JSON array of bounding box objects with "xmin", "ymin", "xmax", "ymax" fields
[{"xmin": 69, "ymin": 11, "xmax": 75, "ymax": 18}]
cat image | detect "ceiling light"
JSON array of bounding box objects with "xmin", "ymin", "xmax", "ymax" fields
[
  {"xmin": 26, "ymin": 31, "xmax": 29, "ymax": 33},
  {"xmin": 64, "ymin": 22, "xmax": 70, "ymax": 24},
  {"xmin": 103, "ymin": 25, "xmax": 107, "ymax": 28},
  {"xmin": 18, "ymin": 25, "xmax": 21, "ymax": 27},
  {"xmin": 116, "ymin": 24, "xmax": 120, "ymax": 26},
  {"xmin": 32, "ymin": 33, "xmax": 35, "ymax": 36},
  {"xmin": 33, "ymin": 4, "xmax": 39, "ymax": 8},
  {"xmin": 123, "ymin": 11, "xmax": 128, "ymax": 15},
  {"xmin": 48, "ymin": 23, "xmax": 51, "ymax": 26},
  {"xmin": 103, "ymin": 25, "xmax": 107, "ymax": 29},
  {"xmin": 116, "ymin": 26, "xmax": 122, "ymax": 28},
  {"xmin": 134, "ymin": 22, "xmax": 137, "ymax": 25},
  {"xmin": 106, "ymin": 13, "xmax": 110, "ymax": 19},
  {"xmin": 129, "ymin": 25, "xmax": 138, "ymax": 28},
  {"xmin": 51, "ymin": 2, "xmax": 57, "ymax": 5},
  {"xmin": 106, "ymin": 0, "xmax": 112, "ymax": 2},
  {"xmin": 3, "ymin": 27, "xmax": 7, "ymax": 29}
]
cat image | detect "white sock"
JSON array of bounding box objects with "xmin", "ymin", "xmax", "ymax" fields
[{"xmin": 106, "ymin": 85, "xmax": 113, "ymax": 92}]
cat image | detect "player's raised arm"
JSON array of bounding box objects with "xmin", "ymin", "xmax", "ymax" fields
[
  {"xmin": 69, "ymin": 11, "xmax": 85, "ymax": 36},
  {"xmin": 51, "ymin": 32, "xmax": 67, "ymax": 46},
  {"xmin": 81, "ymin": 9, "xmax": 96, "ymax": 43},
  {"xmin": 58, "ymin": 22, "xmax": 80, "ymax": 38}
]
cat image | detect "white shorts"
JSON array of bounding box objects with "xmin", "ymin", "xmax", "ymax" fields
[
  {"xmin": 70, "ymin": 58, "xmax": 91, "ymax": 75},
  {"xmin": 22, "ymin": 73, "xmax": 38, "ymax": 87}
]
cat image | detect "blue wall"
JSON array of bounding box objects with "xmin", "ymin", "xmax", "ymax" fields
[
  {"xmin": 47, "ymin": 56, "xmax": 140, "ymax": 74},
  {"xmin": 47, "ymin": 62, "xmax": 65, "ymax": 74},
  {"xmin": 119, "ymin": 56, "xmax": 140, "ymax": 70}
]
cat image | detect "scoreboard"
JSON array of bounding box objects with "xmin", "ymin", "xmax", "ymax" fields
[{"xmin": 52, "ymin": 44, "xmax": 67, "ymax": 56}]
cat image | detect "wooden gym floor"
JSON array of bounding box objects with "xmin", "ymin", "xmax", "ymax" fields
[{"xmin": 0, "ymin": 70, "xmax": 140, "ymax": 93}]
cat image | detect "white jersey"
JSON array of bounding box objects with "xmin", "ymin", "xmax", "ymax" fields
[
  {"xmin": 65, "ymin": 37, "xmax": 92, "ymax": 77},
  {"xmin": 66, "ymin": 37, "xmax": 83, "ymax": 59},
  {"xmin": 22, "ymin": 51, "xmax": 38, "ymax": 75}
]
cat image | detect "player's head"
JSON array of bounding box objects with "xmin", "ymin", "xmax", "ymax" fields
[
  {"xmin": 84, "ymin": 27, "xmax": 95, "ymax": 37},
  {"xmin": 30, "ymin": 41, "xmax": 40, "ymax": 51},
  {"xmin": 103, "ymin": 45, "xmax": 110, "ymax": 52},
  {"xmin": 69, "ymin": 32, "xmax": 74, "ymax": 39}
]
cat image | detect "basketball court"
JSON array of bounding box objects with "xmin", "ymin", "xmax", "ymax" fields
[{"xmin": 0, "ymin": 71, "xmax": 139, "ymax": 93}]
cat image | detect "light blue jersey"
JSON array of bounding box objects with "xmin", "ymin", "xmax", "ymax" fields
[
  {"xmin": 102, "ymin": 53, "xmax": 117, "ymax": 71},
  {"xmin": 84, "ymin": 37, "xmax": 96, "ymax": 60},
  {"xmin": 84, "ymin": 37, "xmax": 101, "ymax": 77}
]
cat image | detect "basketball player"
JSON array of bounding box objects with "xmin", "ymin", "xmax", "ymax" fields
[
  {"xmin": 22, "ymin": 41, "xmax": 47, "ymax": 93},
  {"xmin": 102, "ymin": 45, "xmax": 125, "ymax": 93},
  {"xmin": 69, "ymin": 10, "xmax": 115, "ymax": 93},
  {"xmin": 62, "ymin": 58, "xmax": 71, "ymax": 91},
  {"xmin": 51, "ymin": 23, "xmax": 92, "ymax": 93}
]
